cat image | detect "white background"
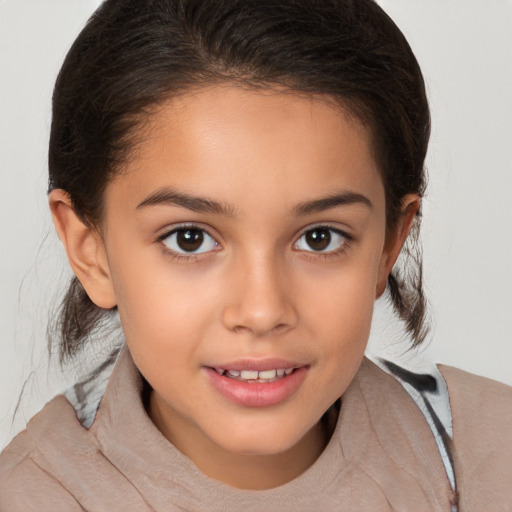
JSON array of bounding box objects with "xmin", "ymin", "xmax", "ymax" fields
[{"xmin": 1, "ymin": 0, "xmax": 511, "ymax": 450}]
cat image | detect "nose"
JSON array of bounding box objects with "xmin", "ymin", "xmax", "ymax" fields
[{"xmin": 221, "ymin": 252, "xmax": 298, "ymax": 337}]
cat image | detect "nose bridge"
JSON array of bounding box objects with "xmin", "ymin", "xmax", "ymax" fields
[{"xmin": 222, "ymin": 247, "xmax": 297, "ymax": 336}]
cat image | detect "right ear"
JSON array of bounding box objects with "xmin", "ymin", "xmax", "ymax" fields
[{"xmin": 49, "ymin": 189, "xmax": 116, "ymax": 309}]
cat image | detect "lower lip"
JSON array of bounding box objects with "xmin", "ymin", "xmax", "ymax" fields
[{"xmin": 205, "ymin": 367, "xmax": 308, "ymax": 408}]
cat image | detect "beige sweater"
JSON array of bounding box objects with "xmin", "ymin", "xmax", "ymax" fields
[{"xmin": 1, "ymin": 347, "xmax": 511, "ymax": 511}]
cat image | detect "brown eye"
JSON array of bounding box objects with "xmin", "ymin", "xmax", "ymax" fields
[
  {"xmin": 294, "ymin": 227, "xmax": 347, "ymax": 253},
  {"xmin": 162, "ymin": 227, "xmax": 218, "ymax": 254},
  {"xmin": 305, "ymin": 228, "xmax": 331, "ymax": 251},
  {"xmin": 177, "ymin": 229, "xmax": 203, "ymax": 251}
]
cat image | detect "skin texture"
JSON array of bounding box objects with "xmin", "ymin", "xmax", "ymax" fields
[{"xmin": 50, "ymin": 85, "xmax": 418, "ymax": 490}]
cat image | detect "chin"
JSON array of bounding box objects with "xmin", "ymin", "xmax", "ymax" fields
[{"xmin": 210, "ymin": 418, "xmax": 316, "ymax": 456}]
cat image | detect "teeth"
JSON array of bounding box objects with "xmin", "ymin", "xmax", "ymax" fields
[
  {"xmin": 240, "ymin": 370, "xmax": 259, "ymax": 380},
  {"xmin": 258, "ymin": 369, "xmax": 277, "ymax": 379},
  {"xmin": 217, "ymin": 368, "xmax": 295, "ymax": 381}
]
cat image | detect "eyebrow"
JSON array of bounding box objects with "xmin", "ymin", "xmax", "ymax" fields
[
  {"xmin": 137, "ymin": 187, "xmax": 236, "ymax": 217},
  {"xmin": 137, "ymin": 187, "xmax": 372, "ymax": 217},
  {"xmin": 293, "ymin": 191, "xmax": 373, "ymax": 216}
]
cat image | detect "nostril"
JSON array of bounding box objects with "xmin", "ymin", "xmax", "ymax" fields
[{"xmin": 221, "ymin": 279, "xmax": 298, "ymax": 335}]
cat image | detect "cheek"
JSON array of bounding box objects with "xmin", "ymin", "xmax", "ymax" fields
[
  {"xmin": 110, "ymin": 244, "xmax": 207, "ymax": 322},
  {"xmin": 307, "ymin": 280, "xmax": 376, "ymax": 405},
  {"xmin": 296, "ymin": 249, "xmax": 382, "ymax": 378},
  {"xmin": 109, "ymin": 252, "xmax": 224, "ymax": 370},
  {"xmin": 112, "ymin": 269, "xmax": 207, "ymax": 402},
  {"xmin": 300, "ymin": 256, "xmax": 380, "ymax": 330}
]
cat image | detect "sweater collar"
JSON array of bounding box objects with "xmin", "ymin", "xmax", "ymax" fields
[{"xmin": 88, "ymin": 344, "xmax": 454, "ymax": 510}]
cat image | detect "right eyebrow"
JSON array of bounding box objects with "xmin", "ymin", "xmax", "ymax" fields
[{"xmin": 136, "ymin": 187, "xmax": 237, "ymax": 217}]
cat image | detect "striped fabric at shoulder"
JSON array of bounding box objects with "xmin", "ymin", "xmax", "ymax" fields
[{"xmin": 366, "ymin": 351, "xmax": 457, "ymax": 512}]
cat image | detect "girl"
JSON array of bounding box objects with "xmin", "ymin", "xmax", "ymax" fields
[{"xmin": 1, "ymin": 0, "xmax": 511, "ymax": 510}]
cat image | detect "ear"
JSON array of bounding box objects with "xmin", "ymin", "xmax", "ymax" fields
[
  {"xmin": 49, "ymin": 189, "xmax": 116, "ymax": 309},
  {"xmin": 376, "ymin": 194, "xmax": 420, "ymax": 298}
]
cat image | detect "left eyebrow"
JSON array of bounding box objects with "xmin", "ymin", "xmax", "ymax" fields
[{"xmin": 293, "ymin": 191, "xmax": 373, "ymax": 216}]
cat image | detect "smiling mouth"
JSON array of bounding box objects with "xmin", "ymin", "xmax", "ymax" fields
[
  {"xmin": 206, "ymin": 365, "xmax": 308, "ymax": 407},
  {"xmin": 212, "ymin": 368, "xmax": 296, "ymax": 383}
]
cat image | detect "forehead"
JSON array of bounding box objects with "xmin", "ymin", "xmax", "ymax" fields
[{"xmin": 107, "ymin": 85, "xmax": 384, "ymax": 215}]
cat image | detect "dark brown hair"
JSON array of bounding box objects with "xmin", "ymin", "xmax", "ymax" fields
[{"xmin": 49, "ymin": 0, "xmax": 430, "ymax": 364}]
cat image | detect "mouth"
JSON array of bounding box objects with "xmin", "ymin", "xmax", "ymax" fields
[
  {"xmin": 212, "ymin": 367, "xmax": 296, "ymax": 383},
  {"xmin": 205, "ymin": 364, "xmax": 308, "ymax": 407}
]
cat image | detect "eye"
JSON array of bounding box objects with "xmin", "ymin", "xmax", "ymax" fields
[
  {"xmin": 294, "ymin": 226, "xmax": 348, "ymax": 253},
  {"xmin": 161, "ymin": 227, "xmax": 219, "ymax": 254}
]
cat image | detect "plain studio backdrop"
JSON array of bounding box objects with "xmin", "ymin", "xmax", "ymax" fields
[{"xmin": 1, "ymin": 0, "xmax": 511, "ymax": 450}]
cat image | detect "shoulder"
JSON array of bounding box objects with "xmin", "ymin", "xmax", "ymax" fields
[
  {"xmin": 439, "ymin": 364, "xmax": 512, "ymax": 436},
  {"xmin": 1, "ymin": 386, "xmax": 153, "ymax": 511},
  {"xmin": 439, "ymin": 365, "xmax": 512, "ymax": 510},
  {"xmin": 0, "ymin": 396, "xmax": 84, "ymax": 511}
]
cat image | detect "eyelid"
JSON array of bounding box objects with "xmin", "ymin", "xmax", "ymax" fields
[
  {"xmin": 156, "ymin": 223, "xmax": 221, "ymax": 257},
  {"xmin": 156, "ymin": 222, "xmax": 218, "ymax": 241},
  {"xmin": 293, "ymin": 224, "xmax": 353, "ymax": 253},
  {"xmin": 294, "ymin": 222, "xmax": 353, "ymax": 240}
]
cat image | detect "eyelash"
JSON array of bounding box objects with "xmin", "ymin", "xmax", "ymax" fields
[
  {"xmin": 156, "ymin": 224, "xmax": 353, "ymax": 262},
  {"xmin": 293, "ymin": 224, "xmax": 353, "ymax": 260},
  {"xmin": 157, "ymin": 224, "xmax": 220, "ymax": 263}
]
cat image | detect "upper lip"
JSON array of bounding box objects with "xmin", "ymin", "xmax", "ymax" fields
[{"xmin": 205, "ymin": 358, "xmax": 307, "ymax": 372}]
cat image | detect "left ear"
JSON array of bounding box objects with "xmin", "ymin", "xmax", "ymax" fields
[{"xmin": 376, "ymin": 194, "xmax": 420, "ymax": 298}]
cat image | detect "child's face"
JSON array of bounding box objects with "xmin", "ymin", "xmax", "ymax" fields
[{"xmin": 96, "ymin": 85, "xmax": 397, "ymax": 477}]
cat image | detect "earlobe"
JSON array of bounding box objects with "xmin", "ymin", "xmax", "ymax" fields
[
  {"xmin": 49, "ymin": 189, "xmax": 117, "ymax": 309},
  {"xmin": 376, "ymin": 194, "xmax": 420, "ymax": 298}
]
